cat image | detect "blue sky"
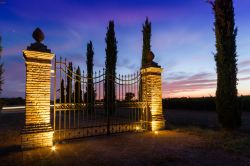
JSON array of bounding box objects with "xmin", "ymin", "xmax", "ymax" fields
[{"xmin": 0, "ymin": 0, "xmax": 250, "ymax": 98}]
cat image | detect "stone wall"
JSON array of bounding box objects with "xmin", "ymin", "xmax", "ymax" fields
[
  {"xmin": 21, "ymin": 127, "xmax": 54, "ymax": 149},
  {"xmin": 21, "ymin": 50, "xmax": 54, "ymax": 149},
  {"xmin": 141, "ymin": 67, "xmax": 165, "ymax": 131}
]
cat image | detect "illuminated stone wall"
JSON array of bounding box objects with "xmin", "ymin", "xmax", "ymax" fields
[
  {"xmin": 21, "ymin": 50, "xmax": 54, "ymax": 149},
  {"xmin": 141, "ymin": 67, "xmax": 165, "ymax": 131}
]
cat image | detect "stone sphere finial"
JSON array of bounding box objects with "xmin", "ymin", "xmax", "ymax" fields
[
  {"xmin": 147, "ymin": 51, "xmax": 155, "ymax": 64},
  {"xmin": 32, "ymin": 28, "xmax": 44, "ymax": 43}
]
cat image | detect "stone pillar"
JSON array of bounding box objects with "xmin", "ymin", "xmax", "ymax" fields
[
  {"xmin": 21, "ymin": 28, "xmax": 54, "ymax": 149},
  {"xmin": 141, "ymin": 51, "xmax": 165, "ymax": 131}
]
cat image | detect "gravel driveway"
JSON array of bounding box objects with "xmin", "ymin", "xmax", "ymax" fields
[{"xmin": 0, "ymin": 109, "xmax": 250, "ymax": 166}]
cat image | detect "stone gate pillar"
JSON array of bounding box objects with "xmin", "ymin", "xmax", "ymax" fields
[
  {"xmin": 141, "ymin": 51, "xmax": 165, "ymax": 131},
  {"xmin": 21, "ymin": 28, "xmax": 54, "ymax": 149}
]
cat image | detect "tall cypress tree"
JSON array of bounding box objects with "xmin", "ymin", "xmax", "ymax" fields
[
  {"xmin": 209, "ymin": 0, "xmax": 241, "ymax": 128},
  {"xmin": 0, "ymin": 36, "xmax": 3, "ymax": 94},
  {"xmin": 60, "ymin": 79, "xmax": 65, "ymax": 103},
  {"xmin": 140, "ymin": 18, "xmax": 151, "ymax": 101},
  {"xmin": 141, "ymin": 17, "xmax": 151, "ymax": 67},
  {"xmin": 66, "ymin": 62, "xmax": 73, "ymax": 103},
  {"xmin": 104, "ymin": 21, "xmax": 117, "ymax": 114},
  {"xmin": 86, "ymin": 41, "xmax": 95, "ymax": 113},
  {"xmin": 74, "ymin": 66, "xmax": 82, "ymax": 103}
]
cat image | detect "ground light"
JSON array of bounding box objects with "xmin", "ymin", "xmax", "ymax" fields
[
  {"xmin": 154, "ymin": 131, "xmax": 159, "ymax": 135},
  {"xmin": 51, "ymin": 146, "xmax": 56, "ymax": 151}
]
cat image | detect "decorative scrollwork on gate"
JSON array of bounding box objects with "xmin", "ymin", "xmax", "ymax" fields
[{"xmin": 53, "ymin": 56, "xmax": 149, "ymax": 142}]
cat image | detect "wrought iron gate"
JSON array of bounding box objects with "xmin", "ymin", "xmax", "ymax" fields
[{"xmin": 53, "ymin": 56, "xmax": 149, "ymax": 142}]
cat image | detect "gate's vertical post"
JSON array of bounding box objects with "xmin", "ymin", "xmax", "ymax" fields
[
  {"xmin": 141, "ymin": 51, "xmax": 165, "ymax": 131},
  {"xmin": 21, "ymin": 28, "xmax": 54, "ymax": 149}
]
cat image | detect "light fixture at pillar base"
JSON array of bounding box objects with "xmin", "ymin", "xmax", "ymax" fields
[
  {"xmin": 51, "ymin": 146, "xmax": 56, "ymax": 151},
  {"xmin": 154, "ymin": 131, "xmax": 159, "ymax": 135}
]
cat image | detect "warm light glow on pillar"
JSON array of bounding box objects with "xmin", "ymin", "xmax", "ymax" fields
[
  {"xmin": 154, "ymin": 130, "xmax": 159, "ymax": 135},
  {"xmin": 152, "ymin": 121, "xmax": 157, "ymax": 131},
  {"xmin": 141, "ymin": 67, "xmax": 165, "ymax": 131},
  {"xmin": 21, "ymin": 49, "xmax": 54, "ymax": 149}
]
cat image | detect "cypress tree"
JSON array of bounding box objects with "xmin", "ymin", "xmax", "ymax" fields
[
  {"xmin": 104, "ymin": 21, "xmax": 117, "ymax": 114},
  {"xmin": 0, "ymin": 36, "xmax": 3, "ymax": 94},
  {"xmin": 66, "ymin": 62, "xmax": 73, "ymax": 103},
  {"xmin": 60, "ymin": 79, "xmax": 65, "ymax": 103},
  {"xmin": 86, "ymin": 41, "xmax": 95, "ymax": 113},
  {"xmin": 209, "ymin": 0, "xmax": 241, "ymax": 128},
  {"xmin": 140, "ymin": 18, "xmax": 151, "ymax": 101},
  {"xmin": 74, "ymin": 66, "xmax": 82, "ymax": 103},
  {"xmin": 141, "ymin": 17, "xmax": 151, "ymax": 67},
  {"xmin": 0, "ymin": 36, "xmax": 1, "ymax": 55}
]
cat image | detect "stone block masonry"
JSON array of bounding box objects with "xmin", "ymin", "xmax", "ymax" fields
[
  {"xmin": 21, "ymin": 49, "xmax": 54, "ymax": 149},
  {"xmin": 141, "ymin": 67, "xmax": 165, "ymax": 131}
]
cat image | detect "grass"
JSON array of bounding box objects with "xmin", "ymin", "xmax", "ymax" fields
[{"xmin": 169, "ymin": 125, "xmax": 250, "ymax": 156}]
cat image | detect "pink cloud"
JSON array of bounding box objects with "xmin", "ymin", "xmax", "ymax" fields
[
  {"xmin": 163, "ymin": 70, "xmax": 250, "ymax": 98},
  {"xmin": 2, "ymin": 45, "xmax": 24, "ymax": 57},
  {"xmin": 239, "ymin": 60, "xmax": 250, "ymax": 68},
  {"xmin": 239, "ymin": 77, "xmax": 250, "ymax": 81},
  {"xmin": 163, "ymin": 72, "xmax": 216, "ymax": 97},
  {"xmin": 239, "ymin": 68, "xmax": 250, "ymax": 74}
]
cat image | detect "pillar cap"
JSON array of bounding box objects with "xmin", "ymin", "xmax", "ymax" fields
[
  {"xmin": 23, "ymin": 50, "xmax": 54, "ymax": 62},
  {"xmin": 140, "ymin": 66, "xmax": 163, "ymax": 75},
  {"xmin": 32, "ymin": 28, "xmax": 45, "ymax": 43},
  {"xmin": 27, "ymin": 27, "xmax": 51, "ymax": 53},
  {"xmin": 142, "ymin": 51, "xmax": 161, "ymax": 68}
]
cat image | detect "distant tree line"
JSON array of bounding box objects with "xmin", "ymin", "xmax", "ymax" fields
[
  {"xmin": 2, "ymin": 96, "xmax": 250, "ymax": 113},
  {"xmin": 0, "ymin": 97, "xmax": 25, "ymax": 106},
  {"xmin": 163, "ymin": 96, "xmax": 250, "ymax": 112}
]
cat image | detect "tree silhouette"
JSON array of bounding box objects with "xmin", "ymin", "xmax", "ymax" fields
[
  {"xmin": 74, "ymin": 66, "xmax": 82, "ymax": 103},
  {"xmin": 125, "ymin": 92, "xmax": 135, "ymax": 101},
  {"xmin": 141, "ymin": 17, "xmax": 151, "ymax": 67},
  {"xmin": 86, "ymin": 41, "xmax": 95, "ymax": 113},
  {"xmin": 60, "ymin": 79, "xmax": 65, "ymax": 103},
  {"xmin": 66, "ymin": 62, "xmax": 73, "ymax": 103},
  {"xmin": 140, "ymin": 18, "xmax": 151, "ymax": 101},
  {"xmin": 209, "ymin": 0, "xmax": 241, "ymax": 128},
  {"xmin": 104, "ymin": 21, "xmax": 117, "ymax": 114},
  {"xmin": 0, "ymin": 36, "xmax": 3, "ymax": 94}
]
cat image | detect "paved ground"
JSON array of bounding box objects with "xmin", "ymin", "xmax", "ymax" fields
[
  {"xmin": 1, "ymin": 131, "xmax": 250, "ymax": 166},
  {"xmin": 0, "ymin": 109, "xmax": 250, "ymax": 166}
]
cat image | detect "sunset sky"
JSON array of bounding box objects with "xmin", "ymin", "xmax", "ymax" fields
[{"xmin": 0, "ymin": 0, "xmax": 249, "ymax": 98}]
